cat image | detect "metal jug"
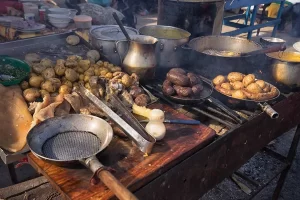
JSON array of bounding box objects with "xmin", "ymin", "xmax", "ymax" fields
[{"xmin": 118, "ymin": 35, "xmax": 158, "ymax": 81}]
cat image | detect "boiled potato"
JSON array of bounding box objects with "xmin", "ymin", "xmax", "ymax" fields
[
  {"xmin": 67, "ymin": 55, "xmax": 82, "ymax": 62},
  {"xmin": 62, "ymin": 80, "xmax": 73, "ymax": 88},
  {"xmin": 84, "ymin": 69, "xmax": 94, "ymax": 76},
  {"xmin": 213, "ymin": 75, "xmax": 226, "ymax": 85},
  {"xmin": 121, "ymin": 74, "xmax": 132, "ymax": 88},
  {"xmin": 65, "ymin": 60, "xmax": 78, "ymax": 68},
  {"xmin": 256, "ymin": 80, "xmax": 266, "ymax": 89},
  {"xmin": 242, "ymin": 74, "xmax": 255, "ymax": 87},
  {"xmin": 32, "ymin": 63, "xmax": 47, "ymax": 74},
  {"xmin": 87, "ymin": 50, "xmax": 100, "ymax": 62},
  {"xmin": 42, "ymin": 68, "xmax": 55, "ymax": 79},
  {"xmin": 246, "ymin": 83, "xmax": 263, "ymax": 94},
  {"xmin": 110, "ymin": 66, "xmax": 121, "ymax": 72},
  {"xmin": 221, "ymin": 82, "xmax": 233, "ymax": 90},
  {"xmin": 227, "ymin": 72, "xmax": 244, "ymax": 82},
  {"xmin": 54, "ymin": 64, "xmax": 66, "ymax": 76},
  {"xmin": 56, "ymin": 59, "xmax": 65, "ymax": 65},
  {"xmin": 79, "ymin": 60, "xmax": 90, "ymax": 71},
  {"xmin": 40, "ymin": 58, "xmax": 53, "ymax": 68},
  {"xmin": 29, "ymin": 72, "xmax": 37, "ymax": 78},
  {"xmin": 84, "ymin": 75, "xmax": 90, "ymax": 82},
  {"xmin": 96, "ymin": 60, "xmax": 104, "ymax": 66},
  {"xmin": 103, "ymin": 61, "xmax": 109, "ymax": 67},
  {"xmin": 20, "ymin": 81, "xmax": 29, "ymax": 90},
  {"xmin": 77, "ymin": 67, "xmax": 85, "ymax": 74},
  {"xmin": 40, "ymin": 89, "xmax": 49, "ymax": 98},
  {"xmin": 105, "ymin": 72, "xmax": 113, "ymax": 79},
  {"xmin": 59, "ymin": 85, "xmax": 72, "ymax": 95},
  {"xmin": 66, "ymin": 35, "xmax": 80, "ymax": 46},
  {"xmin": 23, "ymin": 88, "xmax": 40, "ymax": 102},
  {"xmin": 41, "ymin": 80, "xmax": 56, "ymax": 93},
  {"xmin": 48, "ymin": 78, "xmax": 61, "ymax": 89},
  {"xmin": 99, "ymin": 68, "xmax": 109, "ymax": 76},
  {"xmin": 79, "ymin": 74, "xmax": 84, "ymax": 81},
  {"xmin": 29, "ymin": 76, "xmax": 44, "ymax": 88},
  {"xmin": 231, "ymin": 81, "xmax": 244, "ymax": 90},
  {"xmin": 94, "ymin": 68, "xmax": 100, "ymax": 76},
  {"xmin": 65, "ymin": 68, "xmax": 79, "ymax": 82},
  {"xmin": 25, "ymin": 53, "xmax": 40, "ymax": 63},
  {"xmin": 85, "ymin": 82, "xmax": 91, "ymax": 90},
  {"xmin": 263, "ymin": 83, "xmax": 271, "ymax": 93},
  {"xmin": 232, "ymin": 90, "xmax": 247, "ymax": 99},
  {"xmin": 50, "ymin": 92, "xmax": 59, "ymax": 97}
]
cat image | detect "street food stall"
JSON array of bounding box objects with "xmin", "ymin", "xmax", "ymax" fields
[{"xmin": 0, "ymin": 6, "xmax": 300, "ymax": 200}]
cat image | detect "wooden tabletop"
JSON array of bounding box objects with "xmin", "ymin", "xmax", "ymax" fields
[{"xmin": 28, "ymin": 103, "xmax": 216, "ymax": 200}]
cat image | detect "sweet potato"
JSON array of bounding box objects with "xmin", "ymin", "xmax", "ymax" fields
[
  {"xmin": 162, "ymin": 80, "xmax": 175, "ymax": 96},
  {"xmin": 166, "ymin": 71, "xmax": 190, "ymax": 86},
  {"xmin": 173, "ymin": 85, "xmax": 192, "ymax": 97},
  {"xmin": 187, "ymin": 73, "xmax": 202, "ymax": 86}
]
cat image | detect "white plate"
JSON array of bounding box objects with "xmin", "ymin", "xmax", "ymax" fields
[
  {"xmin": 14, "ymin": 23, "xmax": 46, "ymax": 33},
  {"xmin": 293, "ymin": 41, "xmax": 300, "ymax": 52}
]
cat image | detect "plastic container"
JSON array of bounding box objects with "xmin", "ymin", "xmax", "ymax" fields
[
  {"xmin": 73, "ymin": 15, "xmax": 92, "ymax": 29},
  {"xmin": 23, "ymin": 3, "xmax": 39, "ymax": 20},
  {"xmin": 0, "ymin": 56, "xmax": 30, "ymax": 86}
]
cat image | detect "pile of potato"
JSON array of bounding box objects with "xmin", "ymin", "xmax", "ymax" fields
[
  {"xmin": 21, "ymin": 50, "xmax": 126, "ymax": 103},
  {"xmin": 213, "ymin": 72, "xmax": 279, "ymax": 101},
  {"xmin": 162, "ymin": 68, "xmax": 204, "ymax": 98}
]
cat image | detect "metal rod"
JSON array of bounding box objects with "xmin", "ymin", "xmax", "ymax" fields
[
  {"xmin": 205, "ymin": 105, "xmax": 238, "ymax": 123},
  {"xmin": 272, "ymin": 126, "xmax": 300, "ymax": 200},
  {"xmin": 189, "ymin": 107, "xmax": 236, "ymax": 129}
]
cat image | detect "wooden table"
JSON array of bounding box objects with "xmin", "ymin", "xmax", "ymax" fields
[
  {"xmin": 28, "ymin": 92, "xmax": 300, "ymax": 199},
  {"xmin": 28, "ymin": 103, "xmax": 216, "ymax": 200},
  {"xmin": 223, "ymin": 0, "xmax": 285, "ymax": 39}
]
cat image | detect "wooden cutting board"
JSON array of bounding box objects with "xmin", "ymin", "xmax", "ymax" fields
[{"xmin": 28, "ymin": 103, "xmax": 216, "ymax": 200}]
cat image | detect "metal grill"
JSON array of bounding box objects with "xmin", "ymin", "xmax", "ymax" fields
[{"xmin": 42, "ymin": 131, "xmax": 101, "ymax": 160}]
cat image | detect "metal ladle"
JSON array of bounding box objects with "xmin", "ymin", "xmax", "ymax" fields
[{"xmin": 112, "ymin": 12, "xmax": 131, "ymax": 41}]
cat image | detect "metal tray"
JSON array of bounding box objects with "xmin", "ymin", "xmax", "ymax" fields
[{"xmin": 0, "ymin": 31, "xmax": 93, "ymax": 60}]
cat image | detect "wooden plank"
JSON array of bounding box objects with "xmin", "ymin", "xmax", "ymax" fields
[
  {"xmin": 28, "ymin": 103, "xmax": 216, "ymax": 200},
  {"xmin": 135, "ymin": 93, "xmax": 300, "ymax": 200}
]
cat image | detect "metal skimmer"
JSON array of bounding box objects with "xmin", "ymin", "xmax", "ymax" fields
[{"xmin": 42, "ymin": 131, "xmax": 100, "ymax": 160}]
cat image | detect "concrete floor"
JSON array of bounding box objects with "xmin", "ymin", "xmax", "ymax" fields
[{"xmin": 1, "ymin": 13, "xmax": 300, "ymax": 200}]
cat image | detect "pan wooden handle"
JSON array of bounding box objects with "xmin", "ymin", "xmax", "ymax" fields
[{"xmin": 97, "ymin": 170, "xmax": 138, "ymax": 200}]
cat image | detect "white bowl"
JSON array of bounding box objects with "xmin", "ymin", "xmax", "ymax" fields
[
  {"xmin": 48, "ymin": 8, "xmax": 70, "ymax": 15},
  {"xmin": 48, "ymin": 14, "xmax": 71, "ymax": 20},
  {"xmin": 49, "ymin": 21, "xmax": 69, "ymax": 28},
  {"xmin": 49, "ymin": 18, "xmax": 71, "ymax": 23}
]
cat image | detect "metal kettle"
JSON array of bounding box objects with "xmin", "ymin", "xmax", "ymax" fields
[{"xmin": 118, "ymin": 35, "xmax": 158, "ymax": 81}]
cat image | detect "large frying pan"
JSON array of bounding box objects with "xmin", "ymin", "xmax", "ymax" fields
[
  {"xmin": 27, "ymin": 114, "xmax": 138, "ymax": 200},
  {"xmin": 212, "ymin": 82, "xmax": 280, "ymax": 119},
  {"xmin": 163, "ymin": 78, "xmax": 247, "ymax": 124}
]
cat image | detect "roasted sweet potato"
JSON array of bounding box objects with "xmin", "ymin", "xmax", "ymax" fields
[
  {"xmin": 129, "ymin": 86, "xmax": 144, "ymax": 99},
  {"xmin": 169, "ymin": 68, "xmax": 186, "ymax": 75},
  {"xmin": 135, "ymin": 94, "xmax": 150, "ymax": 106},
  {"xmin": 166, "ymin": 71, "xmax": 190, "ymax": 87},
  {"xmin": 162, "ymin": 80, "xmax": 175, "ymax": 96},
  {"xmin": 173, "ymin": 85, "xmax": 193, "ymax": 97},
  {"xmin": 192, "ymin": 84, "xmax": 204, "ymax": 95},
  {"xmin": 187, "ymin": 73, "xmax": 202, "ymax": 86}
]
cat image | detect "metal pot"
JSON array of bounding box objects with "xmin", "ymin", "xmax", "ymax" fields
[
  {"xmin": 139, "ymin": 25, "xmax": 190, "ymax": 70},
  {"xmin": 184, "ymin": 36, "xmax": 264, "ymax": 79},
  {"xmin": 122, "ymin": 35, "xmax": 158, "ymax": 81},
  {"xmin": 89, "ymin": 25, "xmax": 139, "ymax": 66},
  {"xmin": 266, "ymin": 51, "xmax": 300, "ymax": 90}
]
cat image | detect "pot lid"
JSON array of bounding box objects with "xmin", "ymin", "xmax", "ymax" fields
[
  {"xmin": 168, "ymin": 0, "xmax": 223, "ymax": 2},
  {"xmin": 90, "ymin": 25, "xmax": 139, "ymax": 40}
]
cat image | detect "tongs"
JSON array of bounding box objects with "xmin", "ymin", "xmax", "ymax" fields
[{"xmin": 80, "ymin": 86, "xmax": 155, "ymax": 154}]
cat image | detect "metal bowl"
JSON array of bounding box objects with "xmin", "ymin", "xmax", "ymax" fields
[{"xmin": 260, "ymin": 37, "xmax": 286, "ymax": 46}]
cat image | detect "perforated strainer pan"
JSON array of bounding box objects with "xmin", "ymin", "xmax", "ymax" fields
[{"xmin": 27, "ymin": 114, "xmax": 138, "ymax": 200}]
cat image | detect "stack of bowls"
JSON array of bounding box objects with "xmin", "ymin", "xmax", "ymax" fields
[{"xmin": 48, "ymin": 14, "xmax": 71, "ymax": 28}]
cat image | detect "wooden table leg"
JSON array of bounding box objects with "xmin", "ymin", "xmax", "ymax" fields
[
  {"xmin": 272, "ymin": 125, "xmax": 300, "ymax": 200},
  {"xmin": 7, "ymin": 163, "xmax": 18, "ymax": 184}
]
